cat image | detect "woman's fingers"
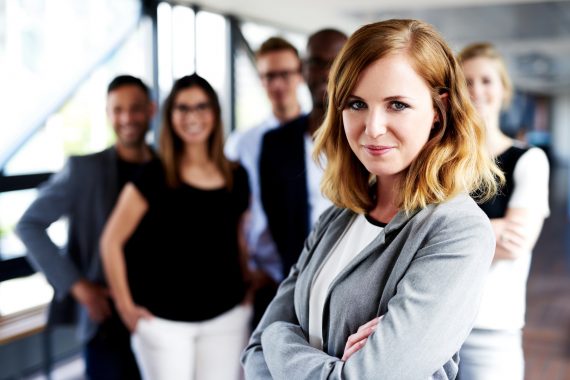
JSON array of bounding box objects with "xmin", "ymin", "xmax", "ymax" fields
[
  {"xmin": 342, "ymin": 316, "xmax": 384, "ymax": 361},
  {"xmin": 356, "ymin": 317, "xmax": 380, "ymax": 333},
  {"xmin": 342, "ymin": 338, "xmax": 368, "ymax": 361},
  {"xmin": 138, "ymin": 306, "xmax": 154, "ymax": 320},
  {"xmin": 123, "ymin": 305, "xmax": 154, "ymax": 333},
  {"xmin": 498, "ymin": 226, "xmax": 526, "ymax": 255}
]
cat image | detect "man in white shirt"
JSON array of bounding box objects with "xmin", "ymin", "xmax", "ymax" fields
[{"xmin": 225, "ymin": 36, "xmax": 304, "ymax": 327}]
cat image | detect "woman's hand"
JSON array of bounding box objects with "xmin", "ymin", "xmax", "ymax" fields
[
  {"xmin": 492, "ymin": 218, "xmax": 526, "ymax": 260},
  {"xmin": 117, "ymin": 303, "xmax": 154, "ymax": 333},
  {"xmin": 342, "ymin": 316, "xmax": 384, "ymax": 361}
]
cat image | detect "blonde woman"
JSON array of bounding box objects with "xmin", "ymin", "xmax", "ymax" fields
[
  {"xmin": 458, "ymin": 43, "xmax": 550, "ymax": 380},
  {"xmin": 101, "ymin": 74, "xmax": 252, "ymax": 380},
  {"xmin": 242, "ymin": 19, "xmax": 502, "ymax": 379}
]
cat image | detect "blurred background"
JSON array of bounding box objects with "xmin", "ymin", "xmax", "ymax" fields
[{"xmin": 0, "ymin": 0, "xmax": 569, "ymax": 378}]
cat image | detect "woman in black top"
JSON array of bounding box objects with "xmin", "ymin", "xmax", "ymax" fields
[{"xmin": 101, "ymin": 74, "xmax": 252, "ymax": 380}]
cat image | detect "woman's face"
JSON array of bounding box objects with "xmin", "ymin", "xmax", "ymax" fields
[
  {"xmin": 342, "ymin": 53, "xmax": 438, "ymax": 182},
  {"xmin": 461, "ymin": 56, "xmax": 505, "ymax": 120},
  {"xmin": 171, "ymin": 86, "xmax": 215, "ymax": 146}
]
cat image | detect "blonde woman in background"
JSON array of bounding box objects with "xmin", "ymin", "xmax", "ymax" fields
[{"xmin": 458, "ymin": 43, "xmax": 550, "ymax": 380}]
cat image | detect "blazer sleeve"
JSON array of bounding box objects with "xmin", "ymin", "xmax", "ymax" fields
[
  {"xmin": 257, "ymin": 207, "xmax": 495, "ymax": 380},
  {"xmin": 241, "ymin": 207, "xmax": 339, "ymax": 379},
  {"xmin": 15, "ymin": 158, "xmax": 82, "ymax": 300}
]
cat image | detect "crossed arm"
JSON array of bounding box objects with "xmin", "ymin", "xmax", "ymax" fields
[
  {"xmin": 491, "ymin": 208, "xmax": 545, "ymax": 261},
  {"xmin": 242, "ymin": 211, "xmax": 495, "ymax": 380},
  {"xmin": 492, "ymin": 148, "xmax": 549, "ymax": 261}
]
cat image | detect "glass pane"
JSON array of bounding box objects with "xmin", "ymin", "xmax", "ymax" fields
[
  {"xmin": 0, "ymin": 188, "xmax": 68, "ymax": 261},
  {"xmin": 0, "ymin": 0, "xmax": 141, "ymax": 170},
  {"xmin": 237, "ymin": 21, "xmax": 311, "ymax": 133},
  {"xmin": 158, "ymin": 2, "xmax": 173, "ymax": 100},
  {"xmin": 196, "ymin": 11, "xmax": 230, "ymax": 133},
  {"xmin": 172, "ymin": 5, "xmax": 195, "ymax": 80},
  {"xmin": 235, "ymin": 48, "xmax": 271, "ymax": 132},
  {"xmin": 241, "ymin": 21, "xmax": 307, "ymax": 56},
  {"xmin": 3, "ymin": 17, "xmax": 154, "ymax": 175}
]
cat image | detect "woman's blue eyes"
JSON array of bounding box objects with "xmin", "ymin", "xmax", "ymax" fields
[
  {"xmin": 391, "ymin": 101, "xmax": 408, "ymax": 111},
  {"xmin": 347, "ymin": 100, "xmax": 409, "ymax": 111},
  {"xmin": 348, "ymin": 100, "xmax": 366, "ymax": 110}
]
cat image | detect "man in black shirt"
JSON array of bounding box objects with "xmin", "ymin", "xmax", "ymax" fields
[
  {"xmin": 16, "ymin": 75, "xmax": 155, "ymax": 379},
  {"xmin": 260, "ymin": 29, "xmax": 348, "ymax": 278}
]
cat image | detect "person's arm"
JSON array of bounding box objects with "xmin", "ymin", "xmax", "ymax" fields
[
  {"xmin": 241, "ymin": 207, "xmax": 338, "ymax": 379},
  {"xmin": 491, "ymin": 148, "xmax": 550, "ymax": 261},
  {"xmin": 490, "ymin": 209, "xmax": 544, "ymax": 260},
  {"xmin": 16, "ymin": 159, "xmax": 82, "ymax": 296},
  {"xmin": 238, "ymin": 209, "xmax": 254, "ymax": 304},
  {"xmin": 250, "ymin": 225, "xmax": 283, "ymax": 284},
  {"xmin": 100, "ymin": 183, "xmax": 152, "ymax": 332},
  {"xmin": 257, "ymin": 207, "xmax": 495, "ymax": 380},
  {"xmin": 16, "ymin": 158, "xmax": 112, "ymax": 322}
]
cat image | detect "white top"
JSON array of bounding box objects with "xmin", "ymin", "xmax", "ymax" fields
[
  {"xmin": 308, "ymin": 214, "xmax": 384, "ymax": 349},
  {"xmin": 224, "ymin": 115, "xmax": 283, "ymax": 282},
  {"xmin": 304, "ymin": 133, "xmax": 332, "ymax": 227},
  {"xmin": 474, "ymin": 147, "xmax": 550, "ymax": 330}
]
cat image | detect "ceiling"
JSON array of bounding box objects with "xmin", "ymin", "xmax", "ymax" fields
[{"xmin": 185, "ymin": 0, "xmax": 570, "ymax": 95}]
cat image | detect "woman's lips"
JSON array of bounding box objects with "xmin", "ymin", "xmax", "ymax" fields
[{"xmin": 363, "ymin": 145, "xmax": 394, "ymax": 156}]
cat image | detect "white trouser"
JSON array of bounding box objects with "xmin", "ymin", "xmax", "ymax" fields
[
  {"xmin": 131, "ymin": 304, "xmax": 252, "ymax": 380},
  {"xmin": 458, "ymin": 328, "xmax": 524, "ymax": 380}
]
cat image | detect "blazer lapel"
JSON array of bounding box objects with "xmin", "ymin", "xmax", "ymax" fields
[
  {"xmin": 324, "ymin": 209, "xmax": 420, "ymax": 316},
  {"xmin": 87, "ymin": 147, "xmax": 118, "ymax": 278},
  {"xmin": 296, "ymin": 209, "xmax": 355, "ymax": 329}
]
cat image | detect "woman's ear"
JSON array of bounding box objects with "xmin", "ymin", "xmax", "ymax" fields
[
  {"xmin": 439, "ymin": 92, "xmax": 449, "ymax": 109},
  {"xmin": 433, "ymin": 92, "xmax": 449, "ymax": 126}
]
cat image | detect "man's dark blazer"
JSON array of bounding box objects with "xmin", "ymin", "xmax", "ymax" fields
[
  {"xmin": 17, "ymin": 147, "xmax": 125, "ymax": 343},
  {"xmin": 259, "ymin": 115, "xmax": 311, "ymax": 279}
]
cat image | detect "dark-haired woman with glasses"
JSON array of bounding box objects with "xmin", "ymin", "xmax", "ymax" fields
[{"xmin": 101, "ymin": 74, "xmax": 252, "ymax": 380}]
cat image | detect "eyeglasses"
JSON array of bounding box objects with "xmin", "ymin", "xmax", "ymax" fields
[
  {"xmin": 173, "ymin": 102, "xmax": 211, "ymax": 117},
  {"xmin": 260, "ymin": 69, "xmax": 300, "ymax": 83}
]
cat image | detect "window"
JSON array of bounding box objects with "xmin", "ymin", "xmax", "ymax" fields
[
  {"xmin": 0, "ymin": 19, "xmax": 154, "ymax": 266},
  {"xmin": 0, "ymin": 0, "xmax": 143, "ymax": 170},
  {"xmin": 196, "ymin": 11, "xmax": 231, "ymax": 134}
]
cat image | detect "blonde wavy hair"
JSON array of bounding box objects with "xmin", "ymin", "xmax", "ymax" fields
[
  {"xmin": 457, "ymin": 42, "xmax": 513, "ymax": 108},
  {"xmin": 314, "ymin": 19, "xmax": 503, "ymax": 214}
]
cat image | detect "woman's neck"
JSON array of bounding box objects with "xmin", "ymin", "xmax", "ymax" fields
[
  {"xmin": 483, "ymin": 114, "xmax": 513, "ymax": 157},
  {"xmin": 179, "ymin": 142, "xmax": 225, "ymax": 188},
  {"xmin": 181, "ymin": 143, "xmax": 210, "ymax": 167},
  {"xmin": 369, "ymin": 176, "xmax": 400, "ymax": 224}
]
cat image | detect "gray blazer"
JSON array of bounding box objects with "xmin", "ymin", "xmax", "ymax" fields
[
  {"xmin": 16, "ymin": 147, "xmax": 121, "ymax": 343},
  {"xmin": 242, "ymin": 193, "xmax": 495, "ymax": 380}
]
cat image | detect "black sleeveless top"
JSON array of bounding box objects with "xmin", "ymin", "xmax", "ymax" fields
[
  {"xmin": 479, "ymin": 144, "xmax": 530, "ymax": 219},
  {"xmin": 125, "ymin": 159, "xmax": 250, "ymax": 322}
]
